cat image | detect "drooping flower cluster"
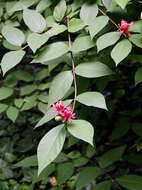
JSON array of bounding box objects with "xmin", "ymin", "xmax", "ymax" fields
[
  {"xmin": 53, "ymin": 100, "xmax": 75, "ymax": 123},
  {"xmin": 119, "ymin": 19, "xmax": 134, "ymax": 37}
]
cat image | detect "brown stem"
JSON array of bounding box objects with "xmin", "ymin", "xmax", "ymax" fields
[
  {"xmin": 98, "ymin": 8, "xmax": 119, "ymax": 29},
  {"xmin": 66, "ymin": 16, "xmax": 77, "ymax": 111},
  {"xmin": 21, "ymin": 44, "xmax": 28, "ymax": 50}
]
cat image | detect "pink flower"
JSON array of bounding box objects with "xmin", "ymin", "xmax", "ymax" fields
[
  {"xmin": 53, "ymin": 100, "xmax": 64, "ymax": 115},
  {"xmin": 62, "ymin": 106, "xmax": 75, "ymax": 123},
  {"xmin": 119, "ymin": 19, "xmax": 134, "ymax": 37}
]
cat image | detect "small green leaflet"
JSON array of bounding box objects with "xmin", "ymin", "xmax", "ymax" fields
[
  {"xmin": 76, "ymin": 91, "xmax": 107, "ymax": 110},
  {"xmin": 1, "ymin": 50, "xmax": 25, "ymax": 75},
  {"xmin": 111, "ymin": 39, "xmax": 132, "ymax": 65},
  {"xmin": 23, "ymin": 9, "xmax": 46, "ymax": 33},
  {"xmin": 2, "ymin": 25, "xmax": 25, "ymax": 46},
  {"xmin": 68, "ymin": 120, "xmax": 94, "ymax": 146},
  {"xmin": 0, "ymin": 87, "xmax": 13, "ymax": 100},
  {"xmin": 37, "ymin": 125, "xmax": 66, "ymax": 175},
  {"xmin": 93, "ymin": 180, "xmax": 112, "ymax": 190},
  {"xmin": 6, "ymin": 106, "xmax": 19, "ymax": 123}
]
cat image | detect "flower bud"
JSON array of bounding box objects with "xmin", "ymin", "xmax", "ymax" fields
[{"xmin": 55, "ymin": 115, "xmax": 62, "ymax": 122}]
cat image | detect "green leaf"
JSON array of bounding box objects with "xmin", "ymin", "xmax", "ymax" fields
[
  {"xmin": 130, "ymin": 20, "xmax": 142, "ymax": 33},
  {"xmin": 53, "ymin": 0, "xmax": 66, "ymax": 22},
  {"xmin": 6, "ymin": 106, "xmax": 19, "ymax": 123},
  {"xmin": 37, "ymin": 125, "xmax": 66, "ymax": 175},
  {"xmin": 8, "ymin": 0, "xmax": 36, "ymax": 13},
  {"xmin": 77, "ymin": 92, "xmax": 107, "ymax": 110},
  {"xmin": 35, "ymin": 107, "xmax": 55, "ymax": 128},
  {"xmin": 36, "ymin": 0, "xmax": 52, "ymax": 13},
  {"xmin": 1, "ymin": 50, "xmax": 25, "ymax": 75},
  {"xmin": 0, "ymin": 87, "xmax": 13, "ymax": 100},
  {"xmin": 68, "ymin": 120, "xmax": 94, "ymax": 146},
  {"xmin": 14, "ymin": 98, "xmax": 24, "ymax": 108},
  {"xmin": 99, "ymin": 146, "xmax": 126, "ymax": 168},
  {"xmin": 27, "ymin": 25, "xmax": 67, "ymax": 53},
  {"xmin": 48, "ymin": 71, "xmax": 73, "ymax": 107},
  {"xmin": 111, "ymin": 39, "xmax": 132, "ymax": 65},
  {"xmin": 76, "ymin": 167, "xmax": 101, "ymax": 189},
  {"xmin": 23, "ymin": 8, "xmax": 46, "ymax": 33},
  {"xmin": 89, "ymin": 16, "xmax": 109, "ymax": 39},
  {"xmin": 80, "ymin": 3, "xmax": 98, "ymax": 25},
  {"xmin": 135, "ymin": 67, "xmax": 142, "ymax": 85},
  {"xmin": 2, "ymin": 25, "xmax": 25, "ymax": 46},
  {"xmin": 93, "ymin": 180, "xmax": 112, "ymax": 190},
  {"xmin": 71, "ymin": 36, "xmax": 94, "ymax": 53},
  {"xmin": 33, "ymin": 42, "xmax": 69, "ymax": 63},
  {"xmin": 68, "ymin": 18, "xmax": 85, "ymax": 33},
  {"xmin": 3, "ymin": 40, "xmax": 20, "ymax": 51},
  {"xmin": 20, "ymin": 84, "xmax": 36, "ymax": 96},
  {"xmin": 0, "ymin": 103, "xmax": 8, "ymax": 113},
  {"xmin": 57, "ymin": 162, "xmax": 74, "ymax": 184},
  {"xmin": 129, "ymin": 34, "xmax": 142, "ymax": 48},
  {"xmin": 14, "ymin": 155, "xmax": 37, "ymax": 168},
  {"xmin": 75, "ymin": 61, "xmax": 113, "ymax": 78},
  {"xmin": 96, "ymin": 32, "xmax": 120, "ymax": 52},
  {"xmin": 115, "ymin": 0, "xmax": 130, "ymax": 9},
  {"xmin": 116, "ymin": 175, "xmax": 142, "ymax": 190},
  {"xmin": 132, "ymin": 123, "xmax": 142, "ymax": 137}
]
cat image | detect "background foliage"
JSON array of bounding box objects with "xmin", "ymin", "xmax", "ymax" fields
[{"xmin": 0, "ymin": 0, "xmax": 142, "ymax": 189}]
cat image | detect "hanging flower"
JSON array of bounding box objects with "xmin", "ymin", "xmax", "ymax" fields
[
  {"xmin": 119, "ymin": 19, "xmax": 134, "ymax": 37},
  {"xmin": 53, "ymin": 100, "xmax": 64, "ymax": 115},
  {"xmin": 53, "ymin": 100, "xmax": 75, "ymax": 123},
  {"xmin": 62, "ymin": 106, "xmax": 75, "ymax": 123}
]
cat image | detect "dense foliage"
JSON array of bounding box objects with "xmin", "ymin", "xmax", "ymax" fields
[{"xmin": 0, "ymin": 0, "xmax": 142, "ymax": 189}]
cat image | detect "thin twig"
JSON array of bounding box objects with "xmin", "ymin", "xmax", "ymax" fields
[
  {"xmin": 66, "ymin": 16, "xmax": 77, "ymax": 111},
  {"xmin": 21, "ymin": 44, "xmax": 28, "ymax": 50},
  {"xmin": 98, "ymin": 8, "xmax": 119, "ymax": 29}
]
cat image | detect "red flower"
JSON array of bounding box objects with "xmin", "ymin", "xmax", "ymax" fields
[
  {"xmin": 62, "ymin": 106, "xmax": 75, "ymax": 123},
  {"xmin": 53, "ymin": 100, "xmax": 64, "ymax": 115},
  {"xmin": 119, "ymin": 19, "xmax": 134, "ymax": 37}
]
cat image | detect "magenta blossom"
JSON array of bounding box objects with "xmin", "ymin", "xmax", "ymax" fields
[
  {"xmin": 62, "ymin": 106, "xmax": 75, "ymax": 123},
  {"xmin": 53, "ymin": 100, "xmax": 64, "ymax": 115},
  {"xmin": 119, "ymin": 19, "xmax": 134, "ymax": 37},
  {"xmin": 53, "ymin": 100, "xmax": 75, "ymax": 123}
]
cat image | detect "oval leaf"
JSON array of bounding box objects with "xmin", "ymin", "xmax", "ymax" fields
[
  {"xmin": 135, "ymin": 67, "xmax": 142, "ymax": 85},
  {"xmin": 89, "ymin": 16, "xmax": 109, "ymax": 39},
  {"xmin": 37, "ymin": 125, "xmax": 66, "ymax": 175},
  {"xmin": 68, "ymin": 120, "xmax": 94, "ymax": 146},
  {"xmin": 75, "ymin": 61, "xmax": 113, "ymax": 78},
  {"xmin": 111, "ymin": 39, "xmax": 132, "ymax": 65},
  {"xmin": 48, "ymin": 71, "xmax": 73, "ymax": 107},
  {"xmin": 6, "ymin": 106, "xmax": 19, "ymax": 123},
  {"xmin": 33, "ymin": 42, "xmax": 69, "ymax": 63},
  {"xmin": 116, "ymin": 175, "xmax": 142, "ymax": 190},
  {"xmin": 80, "ymin": 3, "xmax": 98, "ymax": 25},
  {"xmin": 68, "ymin": 18, "xmax": 85, "ymax": 33},
  {"xmin": 1, "ymin": 50, "xmax": 25, "ymax": 75},
  {"xmin": 129, "ymin": 34, "xmax": 142, "ymax": 48},
  {"xmin": 2, "ymin": 25, "xmax": 25, "ymax": 46},
  {"xmin": 0, "ymin": 87, "xmax": 13, "ymax": 100},
  {"xmin": 97, "ymin": 32, "xmax": 120, "ymax": 52},
  {"xmin": 53, "ymin": 0, "xmax": 66, "ymax": 22},
  {"xmin": 71, "ymin": 36, "xmax": 94, "ymax": 53},
  {"xmin": 23, "ymin": 9, "xmax": 46, "ymax": 33},
  {"xmin": 77, "ymin": 92, "xmax": 107, "ymax": 110}
]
